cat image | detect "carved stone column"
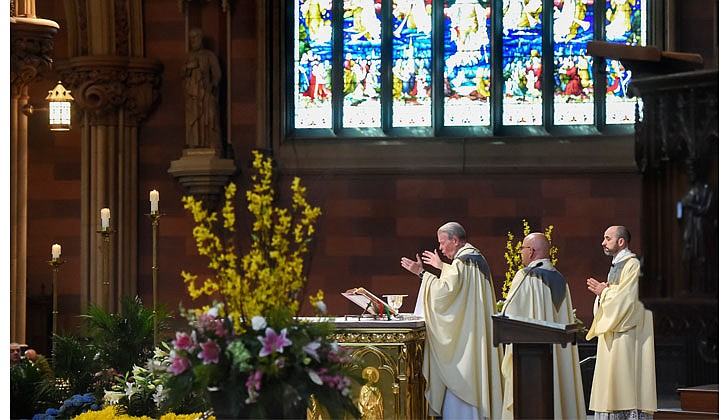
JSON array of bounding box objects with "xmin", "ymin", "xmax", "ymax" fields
[
  {"xmin": 55, "ymin": 56, "xmax": 162, "ymax": 313},
  {"xmin": 10, "ymin": 14, "xmax": 59, "ymax": 344}
]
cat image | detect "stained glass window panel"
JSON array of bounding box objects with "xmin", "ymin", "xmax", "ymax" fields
[
  {"xmin": 343, "ymin": 0, "xmax": 383, "ymax": 128},
  {"xmin": 502, "ymin": 0, "xmax": 543, "ymax": 126},
  {"xmin": 443, "ymin": 0, "xmax": 491, "ymax": 127},
  {"xmin": 605, "ymin": 0, "xmax": 646, "ymax": 124},
  {"xmin": 392, "ymin": 0, "xmax": 433, "ymax": 127},
  {"xmin": 295, "ymin": 0, "xmax": 334, "ymax": 128},
  {"xmin": 553, "ymin": 0, "xmax": 594, "ymax": 125}
]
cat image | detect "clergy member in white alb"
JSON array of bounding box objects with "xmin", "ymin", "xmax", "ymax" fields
[
  {"xmin": 586, "ymin": 225, "xmax": 657, "ymax": 419},
  {"xmin": 500, "ymin": 232, "xmax": 586, "ymax": 420},
  {"xmin": 401, "ymin": 221, "xmax": 503, "ymax": 419}
]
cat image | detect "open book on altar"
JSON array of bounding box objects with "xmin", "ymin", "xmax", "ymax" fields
[{"xmin": 341, "ymin": 287, "xmax": 399, "ymax": 317}]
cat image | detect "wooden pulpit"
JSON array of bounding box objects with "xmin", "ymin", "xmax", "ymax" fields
[{"xmin": 492, "ymin": 314, "xmax": 580, "ymax": 420}]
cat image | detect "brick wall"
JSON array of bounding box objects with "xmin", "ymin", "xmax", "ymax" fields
[{"xmin": 25, "ymin": 0, "xmax": 642, "ymax": 350}]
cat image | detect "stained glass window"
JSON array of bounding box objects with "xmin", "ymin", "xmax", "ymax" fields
[
  {"xmin": 444, "ymin": 0, "xmax": 491, "ymax": 126},
  {"xmin": 343, "ymin": 0, "xmax": 383, "ymax": 128},
  {"xmin": 553, "ymin": 0, "xmax": 594, "ymax": 125},
  {"xmin": 502, "ymin": 0, "xmax": 543, "ymax": 126},
  {"xmin": 392, "ymin": 0, "xmax": 433, "ymax": 127},
  {"xmin": 604, "ymin": 0, "xmax": 646, "ymax": 124},
  {"xmin": 295, "ymin": 0, "xmax": 334, "ymax": 129},
  {"xmin": 291, "ymin": 0, "xmax": 647, "ymax": 134}
]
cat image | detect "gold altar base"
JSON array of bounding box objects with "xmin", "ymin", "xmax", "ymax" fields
[{"xmin": 324, "ymin": 316, "xmax": 428, "ymax": 419}]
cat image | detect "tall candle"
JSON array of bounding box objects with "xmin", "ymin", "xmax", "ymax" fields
[
  {"xmin": 52, "ymin": 244, "xmax": 61, "ymax": 260},
  {"xmin": 101, "ymin": 208, "xmax": 110, "ymax": 229},
  {"xmin": 150, "ymin": 190, "xmax": 159, "ymax": 213}
]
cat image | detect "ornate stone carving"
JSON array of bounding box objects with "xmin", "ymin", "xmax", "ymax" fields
[
  {"xmin": 632, "ymin": 70, "xmax": 718, "ymax": 297},
  {"xmin": 168, "ymin": 148, "xmax": 237, "ymax": 208},
  {"xmin": 55, "ymin": 56, "xmax": 162, "ymax": 126},
  {"xmin": 127, "ymin": 58, "xmax": 164, "ymax": 125},
  {"xmin": 114, "ymin": 0, "xmax": 130, "ymax": 56},
  {"xmin": 632, "ymin": 70, "xmax": 718, "ymax": 178},
  {"xmin": 10, "ymin": 17, "xmax": 59, "ymax": 93}
]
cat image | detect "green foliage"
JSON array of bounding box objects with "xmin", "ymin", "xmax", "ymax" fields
[
  {"xmin": 53, "ymin": 333, "xmax": 104, "ymax": 398},
  {"xmin": 81, "ymin": 295, "xmax": 170, "ymax": 375},
  {"xmin": 10, "ymin": 360, "xmax": 58, "ymax": 419}
]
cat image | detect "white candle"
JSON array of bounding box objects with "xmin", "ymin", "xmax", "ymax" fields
[
  {"xmin": 101, "ymin": 208, "xmax": 110, "ymax": 229},
  {"xmin": 52, "ymin": 244, "xmax": 61, "ymax": 260},
  {"xmin": 150, "ymin": 190, "xmax": 159, "ymax": 213}
]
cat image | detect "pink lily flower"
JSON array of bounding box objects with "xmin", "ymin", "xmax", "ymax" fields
[
  {"xmin": 258, "ymin": 327, "xmax": 293, "ymax": 357},
  {"xmin": 173, "ymin": 331, "xmax": 195, "ymax": 351},
  {"xmin": 168, "ymin": 354, "xmax": 191, "ymax": 375},
  {"xmin": 198, "ymin": 340, "xmax": 221, "ymax": 364}
]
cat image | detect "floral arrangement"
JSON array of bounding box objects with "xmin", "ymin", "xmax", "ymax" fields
[
  {"xmin": 169, "ymin": 150, "xmax": 359, "ymax": 418},
  {"xmin": 181, "ymin": 149, "xmax": 322, "ymax": 334},
  {"xmin": 499, "ymin": 219, "xmax": 558, "ymax": 310},
  {"xmin": 104, "ymin": 344, "xmax": 174, "ymax": 418},
  {"xmin": 164, "ymin": 303, "xmax": 358, "ymax": 418}
]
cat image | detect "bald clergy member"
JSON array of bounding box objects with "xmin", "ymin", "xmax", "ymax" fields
[
  {"xmin": 586, "ymin": 226, "xmax": 657, "ymax": 419},
  {"xmin": 401, "ymin": 222, "xmax": 502, "ymax": 419},
  {"xmin": 500, "ymin": 232, "xmax": 586, "ymax": 419}
]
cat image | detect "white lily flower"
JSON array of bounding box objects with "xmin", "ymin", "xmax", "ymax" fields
[
  {"xmin": 125, "ymin": 381, "xmax": 136, "ymax": 397},
  {"xmin": 104, "ymin": 390, "xmax": 125, "ymax": 405}
]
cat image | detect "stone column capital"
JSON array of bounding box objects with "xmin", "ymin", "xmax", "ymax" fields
[
  {"xmin": 10, "ymin": 17, "xmax": 59, "ymax": 95},
  {"xmin": 55, "ymin": 56, "xmax": 163, "ymax": 126}
]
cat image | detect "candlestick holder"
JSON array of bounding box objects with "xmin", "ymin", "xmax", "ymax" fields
[
  {"xmin": 47, "ymin": 258, "xmax": 66, "ymax": 362},
  {"xmin": 146, "ymin": 211, "xmax": 164, "ymax": 346},
  {"xmin": 96, "ymin": 227, "xmax": 115, "ymax": 311}
]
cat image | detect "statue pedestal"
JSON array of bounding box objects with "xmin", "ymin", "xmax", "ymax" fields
[
  {"xmin": 307, "ymin": 315, "xmax": 428, "ymax": 419},
  {"xmin": 168, "ymin": 148, "xmax": 237, "ymax": 206}
]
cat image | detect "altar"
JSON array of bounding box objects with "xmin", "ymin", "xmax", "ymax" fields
[{"xmin": 310, "ymin": 315, "xmax": 428, "ymax": 419}]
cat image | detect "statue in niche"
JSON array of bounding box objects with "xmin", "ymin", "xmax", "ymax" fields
[
  {"xmin": 358, "ymin": 366, "xmax": 384, "ymax": 420},
  {"xmin": 182, "ymin": 28, "xmax": 222, "ymax": 150},
  {"xmin": 680, "ymin": 182, "xmax": 713, "ymax": 272}
]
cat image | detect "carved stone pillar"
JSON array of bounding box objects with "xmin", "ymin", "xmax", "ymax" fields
[
  {"xmin": 55, "ymin": 56, "xmax": 162, "ymax": 313},
  {"xmin": 10, "ymin": 15, "xmax": 59, "ymax": 344}
]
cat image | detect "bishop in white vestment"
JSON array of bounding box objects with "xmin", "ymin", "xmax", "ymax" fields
[{"xmin": 402, "ymin": 222, "xmax": 503, "ymax": 419}]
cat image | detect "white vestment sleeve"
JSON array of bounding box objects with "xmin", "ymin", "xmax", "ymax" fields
[{"xmin": 414, "ymin": 277, "xmax": 426, "ymax": 317}]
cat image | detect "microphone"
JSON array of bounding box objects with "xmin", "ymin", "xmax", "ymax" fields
[{"xmin": 500, "ymin": 262, "xmax": 543, "ymax": 316}]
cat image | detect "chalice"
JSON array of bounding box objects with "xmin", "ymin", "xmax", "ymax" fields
[{"xmin": 383, "ymin": 294, "xmax": 407, "ymax": 313}]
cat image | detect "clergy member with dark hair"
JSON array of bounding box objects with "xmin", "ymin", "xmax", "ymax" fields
[{"xmin": 586, "ymin": 225, "xmax": 657, "ymax": 419}]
